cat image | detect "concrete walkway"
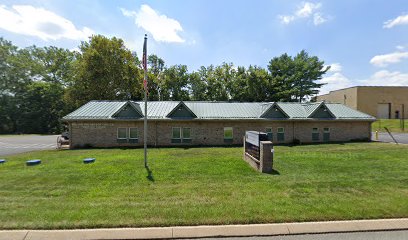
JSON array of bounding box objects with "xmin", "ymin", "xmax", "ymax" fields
[{"xmin": 1, "ymin": 218, "xmax": 407, "ymax": 240}]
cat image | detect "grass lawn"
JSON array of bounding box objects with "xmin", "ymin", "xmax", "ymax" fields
[
  {"xmin": 0, "ymin": 142, "xmax": 407, "ymax": 229},
  {"xmin": 373, "ymin": 119, "xmax": 408, "ymax": 132}
]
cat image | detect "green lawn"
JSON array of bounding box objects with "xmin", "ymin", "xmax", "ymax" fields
[
  {"xmin": 0, "ymin": 143, "xmax": 407, "ymax": 229},
  {"xmin": 373, "ymin": 119, "xmax": 408, "ymax": 132}
]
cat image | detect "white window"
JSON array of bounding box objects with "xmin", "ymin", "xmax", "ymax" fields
[
  {"xmin": 117, "ymin": 128, "xmax": 127, "ymax": 139},
  {"xmin": 129, "ymin": 127, "xmax": 138, "ymax": 139},
  {"xmin": 182, "ymin": 128, "xmax": 191, "ymax": 139},
  {"xmin": 172, "ymin": 127, "xmax": 181, "ymax": 139}
]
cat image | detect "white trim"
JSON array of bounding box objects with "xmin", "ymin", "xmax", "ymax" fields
[
  {"xmin": 277, "ymin": 127, "xmax": 284, "ymax": 133},
  {"xmin": 129, "ymin": 127, "xmax": 138, "ymax": 139},
  {"xmin": 172, "ymin": 127, "xmax": 181, "ymax": 139},
  {"xmin": 182, "ymin": 127, "xmax": 191, "ymax": 139},
  {"xmin": 117, "ymin": 127, "xmax": 127, "ymax": 139}
]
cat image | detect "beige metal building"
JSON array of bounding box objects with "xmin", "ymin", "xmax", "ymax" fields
[{"xmin": 317, "ymin": 86, "xmax": 408, "ymax": 119}]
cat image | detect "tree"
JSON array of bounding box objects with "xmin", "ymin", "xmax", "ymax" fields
[
  {"xmin": 67, "ymin": 35, "xmax": 143, "ymax": 108},
  {"xmin": 161, "ymin": 65, "xmax": 190, "ymax": 101},
  {"xmin": 268, "ymin": 50, "xmax": 328, "ymax": 102},
  {"xmin": 147, "ymin": 54, "xmax": 165, "ymax": 100}
]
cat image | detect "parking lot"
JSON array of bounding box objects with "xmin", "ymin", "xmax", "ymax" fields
[
  {"xmin": 0, "ymin": 135, "xmax": 58, "ymax": 157},
  {"xmin": 372, "ymin": 132, "xmax": 408, "ymax": 144}
]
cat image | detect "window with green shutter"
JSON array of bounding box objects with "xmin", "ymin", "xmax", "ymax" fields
[
  {"xmin": 312, "ymin": 128, "xmax": 320, "ymax": 141},
  {"xmin": 277, "ymin": 127, "xmax": 284, "ymax": 142}
]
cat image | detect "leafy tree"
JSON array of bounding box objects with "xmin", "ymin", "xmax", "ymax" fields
[
  {"xmin": 67, "ymin": 35, "xmax": 143, "ymax": 108},
  {"xmin": 16, "ymin": 82, "xmax": 65, "ymax": 133},
  {"xmin": 147, "ymin": 54, "xmax": 165, "ymax": 100},
  {"xmin": 268, "ymin": 50, "xmax": 328, "ymax": 102},
  {"xmin": 29, "ymin": 46, "xmax": 76, "ymax": 86},
  {"xmin": 189, "ymin": 71, "xmax": 208, "ymax": 101},
  {"xmin": 161, "ymin": 65, "xmax": 190, "ymax": 101}
]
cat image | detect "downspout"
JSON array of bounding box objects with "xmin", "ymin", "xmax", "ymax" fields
[{"xmin": 292, "ymin": 121, "xmax": 295, "ymax": 143}]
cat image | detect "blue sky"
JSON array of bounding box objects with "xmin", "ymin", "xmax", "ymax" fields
[{"xmin": 1, "ymin": 0, "xmax": 408, "ymax": 94}]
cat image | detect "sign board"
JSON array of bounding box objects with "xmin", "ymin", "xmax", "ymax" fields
[
  {"xmin": 245, "ymin": 131, "xmax": 268, "ymax": 160},
  {"xmin": 245, "ymin": 131, "xmax": 268, "ymax": 146}
]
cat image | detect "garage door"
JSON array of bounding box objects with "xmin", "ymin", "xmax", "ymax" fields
[{"xmin": 377, "ymin": 103, "xmax": 390, "ymax": 119}]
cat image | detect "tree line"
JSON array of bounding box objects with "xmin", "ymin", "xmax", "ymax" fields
[{"xmin": 0, "ymin": 35, "xmax": 329, "ymax": 134}]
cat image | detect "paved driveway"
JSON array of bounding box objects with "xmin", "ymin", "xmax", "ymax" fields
[
  {"xmin": 0, "ymin": 135, "xmax": 58, "ymax": 157},
  {"xmin": 188, "ymin": 230, "xmax": 408, "ymax": 240},
  {"xmin": 372, "ymin": 132, "xmax": 408, "ymax": 144}
]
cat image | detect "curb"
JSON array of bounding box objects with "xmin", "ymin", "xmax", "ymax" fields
[{"xmin": 1, "ymin": 218, "xmax": 407, "ymax": 240}]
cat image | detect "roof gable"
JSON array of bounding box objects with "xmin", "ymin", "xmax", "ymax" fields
[
  {"xmin": 308, "ymin": 102, "xmax": 335, "ymax": 119},
  {"xmin": 166, "ymin": 101, "xmax": 197, "ymax": 119},
  {"xmin": 112, "ymin": 101, "xmax": 143, "ymax": 119},
  {"xmin": 260, "ymin": 103, "xmax": 289, "ymax": 119}
]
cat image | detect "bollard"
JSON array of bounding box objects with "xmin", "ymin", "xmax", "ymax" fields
[{"xmin": 375, "ymin": 130, "xmax": 378, "ymax": 141}]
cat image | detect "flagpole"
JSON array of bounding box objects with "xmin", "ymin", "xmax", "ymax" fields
[{"xmin": 143, "ymin": 34, "xmax": 148, "ymax": 168}]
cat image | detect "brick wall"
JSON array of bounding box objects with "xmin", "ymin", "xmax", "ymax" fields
[{"xmin": 69, "ymin": 120, "xmax": 372, "ymax": 148}]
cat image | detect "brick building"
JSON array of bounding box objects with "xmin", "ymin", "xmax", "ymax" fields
[
  {"xmin": 63, "ymin": 101, "xmax": 375, "ymax": 148},
  {"xmin": 316, "ymin": 86, "xmax": 408, "ymax": 119}
]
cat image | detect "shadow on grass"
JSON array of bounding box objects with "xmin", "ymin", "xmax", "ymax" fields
[
  {"xmin": 145, "ymin": 166, "xmax": 155, "ymax": 182},
  {"xmin": 268, "ymin": 169, "xmax": 280, "ymax": 175}
]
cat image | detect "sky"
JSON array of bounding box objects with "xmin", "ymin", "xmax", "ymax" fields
[{"xmin": 0, "ymin": 0, "xmax": 408, "ymax": 94}]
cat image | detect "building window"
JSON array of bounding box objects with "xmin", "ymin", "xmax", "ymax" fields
[
  {"xmin": 224, "ymin": 127, "xmax": 233, "ymax": 143},
  {"xmin": 129, "ymin": 128, "xmax": 138, "ymax": 139},
  {"xmin": 171, "ymin": 127, "xmax": 192, "ymax": 143},
  {"xmin": 312, "ymin": 128, "xmax": 320, "ymax": 141},
  {"xmin": 129, "ymin": 127, "xmax": 138, "ymax": 143},
  {"xmin": 266, "ymin": 127, "xmax": 273, "ymax": 141},
  {"xmin": 117, "ymin": 128, "xmax": 127, "ymax": 139},
  {"xmin": 182, "ymin": 127, "xmax": 192, "ymax": 143},
  {"xmin": 277, "ymin": 127, "xmax": 284, "ymax": 142},
  {"xmin": 323, "ymin": 128, "xmax": 330, "ymax": 142}
]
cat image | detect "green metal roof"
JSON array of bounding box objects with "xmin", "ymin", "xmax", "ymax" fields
[{"xmin": 63, "ymin": 100, "xmax": 376, "ymax": 121}]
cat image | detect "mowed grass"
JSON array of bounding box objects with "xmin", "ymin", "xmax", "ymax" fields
[
  {"xmin": 0, "ymin": 142, "xmax": 407, "ymax": 229},
  {"xmin": 373, "ymin": 119, "xmax": 408, "ymax": 132}
]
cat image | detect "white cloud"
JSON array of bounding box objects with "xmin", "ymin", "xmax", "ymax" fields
[
  {"xmin": 121, "ymin": 4, "xmax": 184, "ymax": 43},
  {"xmin": 278, "ymin": 2, "xmax": 327, "ymax": 26},
  {"xmin": 296, "ymin": 2, "xmax": 321, "ymax": 18},
  {"xmin": 278, "ymin": 15, "xmax": 295, "ymax": 24},
  {"xmin": 326, "ymin": 63, "xmax": 342, "ymax": 72},
  {"xmin": 0, "ymin": 5, "xmax": 93, "ymax": 41},
  {"xmin": 370, "ymin": 51, "xmax": 408, "ymax": 67},
  {"xmin": 383, "ymin": 14, "xmax": 408, "ymax": 28},
  {"xmin": 313, "ymin": 13, "xmax": 327, "ymax": 25},
  {"xmin": 318, "ymin": 72, "xmax": 352, "ymax": 94},
  {"xmin": 360, "ymin": 70, "xmax": 408, "ymax": 86}
]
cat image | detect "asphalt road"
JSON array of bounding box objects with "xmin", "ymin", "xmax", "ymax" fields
[
  {"xmin": 0, "ymin": 135, "xmax": 58, "ymax": 157},
  {"xmin": 180, "ymin": 230, "xmax": 408, "ymax": 240},
  {"xmin": 373, "ymin": 132, "xmax": 408, "ymax": 144}
]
